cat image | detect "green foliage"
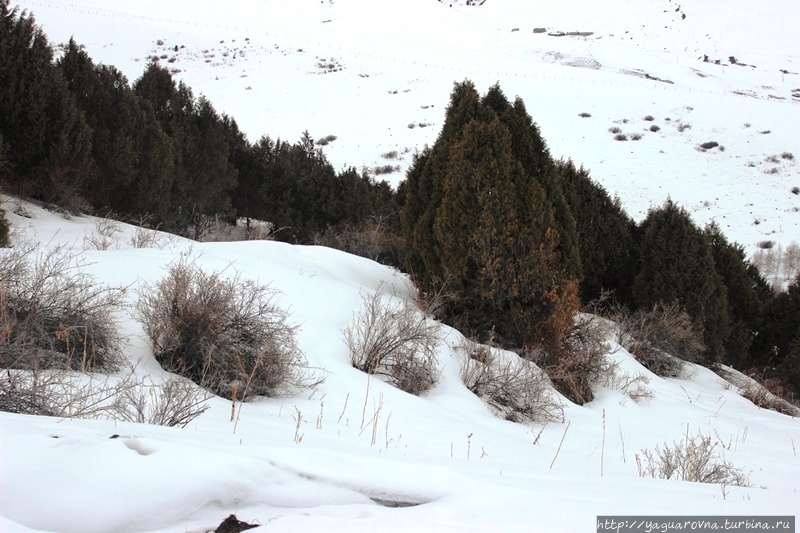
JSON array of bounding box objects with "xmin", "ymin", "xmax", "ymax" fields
[
  {"xmin": 58, "ymin": 40, "xmax": 174, "ymax": 222},
  {"xmin": 704, "ymin": 222, "xmax": 768, "ymax": 368},
  {"xmin": 632, "ymin": 200, "xmax": 729, "ymax": 363},
  {"xmin": 0, "ymin": 1, "xmax": 92, "ymax": 207},
  {"xmin": 134, "ymin": 64, "xmax": 237, "ymax": 232},
  {"xmin": 558, "ymin": 159, "xmax": 637, "ymax": 304},
  {"xmin": 401, "ymin": 81, "xmax": 579, "ymax": 349},
  {"xmin": 754, "ymin": 274, "xmax": 800, "ymax": 370}
]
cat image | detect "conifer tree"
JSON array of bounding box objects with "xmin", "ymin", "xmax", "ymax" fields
[
  {"xmin": 0, "ymin": 1, "xmax": 91, "ymax": 206},
  {"xmin": 58, "ymin": 39, "xmax": 174, "ymax": 220},
  {"xmin": 559, "ymin": 160, "xmax": 636, "ymax": 304},
  {"xmin": 633, "ymin": 200, "xmax": 729, "ymax": 362},
  {"xmin": 704, "ymin": 222, "xmax": 767, "ymax": 368},
  {"xmin": 401, "ymin": 81, "xmax": 578, "ymax": 348}
]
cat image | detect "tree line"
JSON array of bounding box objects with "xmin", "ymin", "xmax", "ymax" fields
[
  {"xmin": 0, "ymin": 2, "xmax": 396, "ymax": 241},
  {"xmin": 2, "ymin": 2, "xmax": 798, "ymax": 399}
]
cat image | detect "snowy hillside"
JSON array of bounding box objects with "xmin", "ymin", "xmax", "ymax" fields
[
  {"xmin": 2, "ymin": 1, "xmax": 800, "ymax": 531},
  {"xmin": 1, "ymin": 197, "xmax": 798, "ymax": 533},
  {"xmin": 14, "ymin": 0, "xmax": 800, "ymax": 255}
]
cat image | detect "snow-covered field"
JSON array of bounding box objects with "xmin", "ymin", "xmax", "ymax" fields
[
  {"xmin": 1, "ymin": 199, "xmax": 798, "ymax": 533},
  {"xmin": 14, "ymin": 0, "xmax": 800, "ymax": 255},
  {"xmin": 2, "ymin": 1, "xmax": 799, "ymax": 531}
]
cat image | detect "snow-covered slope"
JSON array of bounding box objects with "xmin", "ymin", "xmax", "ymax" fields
[
  {"xmin": 0, "ymin": 198, "xmax": 798, "ymax": 533},
  {"xmin": 15, "ymin": 0, "xmax": 800, "ymax": 254}
]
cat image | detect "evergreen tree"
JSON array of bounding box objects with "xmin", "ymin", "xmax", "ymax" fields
[
  {"xmin": 704, "ymin": 222, "xmax": 768, "ymax": 368},
  {"xmin": 632, "ymin": 200, "xmax": 729, "ymax": 362},
  {"xmin": 753, "ymin": 273, "xmax": 800, "ymax": 370},
  {"xmin": 559, "ymin": 159, "xmax": 636, "ymax": 304},
  {"xmin": 401, "ymin": 81, "xmax": 578, "ymax": 349},
  {"xmin": 58, "ymin": 39, "xmax": 174, "ymax": 220},
  {"xmin": 0, "ymin": 1, "xmax": 91, "ymax": 206},
  {"xmin": 134, "ymin": 65, "xmax": 236, "ymax": 230}
]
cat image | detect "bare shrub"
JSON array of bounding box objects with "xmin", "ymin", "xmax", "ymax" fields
[
  {"xmin": 83, "ymin": 216, "xmax": 123, "ymax": 251},
  {"xmin": 714, "ymin": 366, "xmax": 800, "ymax": 416},
  {"xmin": 113, "ymin": 376, "xmax": 213, "ymax": 427},
  {"xmin": 649, "ymin": 124, "xmax": 661, "ymax": 133},
  {"xmin": 457, "ymin": 338, "xmax": 563, "ymax": 423},
  {"xmin": 314, "ymin": 216, "xmax": 405, "ymax": 268},
  {"xmin": 597, "ymin": 358, "xmax": 653, "ymax": 402},
  {"xmin": 765, "ymin": 155, "xmax": 781, "ymax": 164},
  {"xmin": 381, "ymin": 150, "xmax": 399, "ymax": 160},
  {"xmin": 677, "ymin": 123, "xmax": 691, "ymax": 132},
  {"xmin": 782, "ymin": 152, "xmax": 795, "ymax": 161},
  {"xmin": 608, "ymin": 126, "xmax": 622, "ymax": 134},
  {"xmin": 0, "ymin": 369, "xmax": 211, "ymax": 427},
  {"xmin": 614, "ymin": 133, "xmax": 628, "ymax": 141},
  {"xmin": 344, "ymin": 285, "xmax": 440, "ymax": 395},
  {"xmin": 643, "ymin": 115, "xmax": 655, "ymax": 121},
  {"xmin": 613, "ymin": 302, "xmax": 705, "ymax": 377},
  {"xmin": 630, "ymin": 133, "xmax": 643, "ymax": 141},
  {"xmin": 0, "ymin": 244, "xmax": 125, "ymax": 372},
  {"xmin": 137, "ymin": 257, "xmax": 317, "ymax": 400},
  {"xmin": 637, "ymin": 432, "xmax": 751, "ymax": 486},
  {"xmin": 532, "ymin": 313, "xmax": 612, "ymax": 405},
  {"xmin": 578, "ymin": 112, "xmax": 592, "ymax": 118}
]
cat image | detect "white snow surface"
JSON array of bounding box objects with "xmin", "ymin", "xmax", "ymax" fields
[
  {"xmin": 1, "ymin": 200, "xmax": 798, "ymax": 532},
  {"xmin": 2, "ymin": 1, "xmax": 800, "ymax": 531}
]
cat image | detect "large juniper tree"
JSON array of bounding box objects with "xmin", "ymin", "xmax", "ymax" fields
[
  {"xmin": 401, "ymin": 81, "xmax": 579, "ymax": 349},
  {"xmin": 632, "ymin": 200, "xmax": 729, "ymax": 362}
]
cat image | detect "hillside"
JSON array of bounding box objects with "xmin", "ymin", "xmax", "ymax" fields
[
  {"xmin": 0, "ymin": 198, "xmax": 798, "ymax": 533},
  {"xmin": 2, "ymin": 1, "xmax": 800, "ymax": 531}
]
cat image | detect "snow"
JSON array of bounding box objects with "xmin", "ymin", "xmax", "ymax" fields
[
  {"xmin": 2, "ymin": 1, "xmax": 800, "ymax": 531},
  {"xmin": 1, "ymin": 199, "xmax": 798, "ymax": 533}
]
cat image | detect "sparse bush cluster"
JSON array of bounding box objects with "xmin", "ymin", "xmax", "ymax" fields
[
  {"xmin": 0, "ymin": 244, "xmax": 125, "ymax": 372},
  {"xmin": 636, "ymin": 432, "xmax": 751, "ymax": 487},
  {"xmin": 0, "ymin": 369, "xmax": 211, "ymax": 427},
  {"xmin": 344, "ymin": 286, "xmax": 440, "ymax": 395},
  {"xmin": 457, "ymin": 337, "xmax": 563, "ymax": 423},
  {"xmin": 612, "ymin": 302, "xmax": 704, "ymax": 377},
  {"xmin": 532, "ymin": 313, "xmax": 612, "ymax": 405},
  {"xmin": 137, "ymin": 257, "xmax": 315, "ymax": 400}
]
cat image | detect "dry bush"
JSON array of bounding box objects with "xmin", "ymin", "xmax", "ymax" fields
[
  {"xmin": 314, "ymin": 217, "xmax": 405, "ymax": 269},
  {"xmin": 614, "ymin": 133, "xmax": 628, "ymax": 141},
  {"xmin": 597, "ymin": 358, "xmax": 653, "ymax": 402},
  {"xmin": 630, "ymin": 133, "xmax": 643, "ymax": 141},
  {"xmin": 532, "ymin": 313, "xmax": 612, "ymax": 405},
  {"xmin": 344, "ymin": 285, "xmax": 440, "ymax": 395},
  {"xmin": 0, "ymin": 244, "xmax": 126, "ymax": 372},
  {"xmin": 457, "ymin": 338, "xmax": 563, "ymax": 423},
  {"xmin": 0, "ymin": 368, "xmax": 211, "ymax": 427},
  {"xmin": 636, "ymin": 432, "xmax": 751, "ymax": 486},
  {"xmin": 714, "ymin": 366, "xmax": 800, "ymax": 416},
  {"xmin": 613, "ymin": 302, "xmax": 704, "ymax": 377},
  {"xmin": 608, "ymin": 126, "xmax": 622, "ymax": 134},
  {"xmin": 83, "ymin": 216, "xmax": 123, "ymax": 251},
  {"xmin": 137, "ymin": 257, "xmax": 317, "ymax": 400},
  {"xmin": 113, "ymin": 376, "xmax": 212, "ymax": 427}
]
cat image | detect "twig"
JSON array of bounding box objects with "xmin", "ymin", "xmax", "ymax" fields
[{"xmin": 549, "ymin": 421, "xmax": 571, "ymax": 470}]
